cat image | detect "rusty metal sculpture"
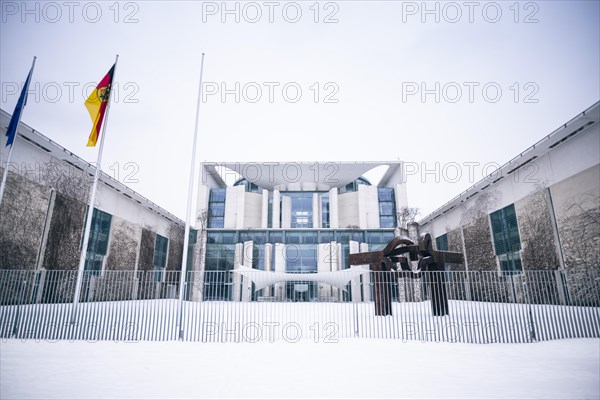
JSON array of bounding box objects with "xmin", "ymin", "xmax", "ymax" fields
[{"xmin": 349, "ymin": 233, "xmax": 464, "ymax": 317}]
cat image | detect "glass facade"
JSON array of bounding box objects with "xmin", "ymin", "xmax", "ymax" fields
[
  {"xmin": 435, "ymin": 233, "xmax": 452, "ymax": 281},
  {"xmin": 202, "ymin": 174, "xmax": 401, "ymax": 301},
  {"xmin": 321, "ymin": 194, "xmax": 330, "ymax": 228},
  {"xmin": 203, "ymin": 229, "xmax": 396, "ymax": 301},
  {"xmin": 435, "ymin": 234, "xmax": 448, "ymax": 251},
  {"xmin": 378, "ymin": 188, "xmax": 397, "ymax": 228},
  {"xmin": 84, "ymin": 208, "xmax": 112, "ymax": 275},
  {"xmin": 153, "ymin": 234, "xmax": 169, "ymax": 282},
  {"xmin": 283, "ymin": 192, "xmax": 315, "ymax": 228},
  {"xmin": 208, "ymin": 188, "xmax": 226, "ymax": 228},
  {"xmin": 204, "ymin": 232, "xmax": 237, "ymax": 300},
  {"xmin": 490, "ymin": 204, "xmax": 523, "ymax": 274}
]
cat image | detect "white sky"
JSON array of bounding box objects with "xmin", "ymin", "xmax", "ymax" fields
[{"xmin": 1, "ymin": 0, "xmax": 599, "ymax": 221}]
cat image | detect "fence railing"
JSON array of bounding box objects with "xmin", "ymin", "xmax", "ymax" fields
[{"xmin": 1, "ymin": 269, "xmax": 598, "ymax": 343}]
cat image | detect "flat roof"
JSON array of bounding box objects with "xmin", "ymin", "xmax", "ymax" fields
[{"xmin": 200, "ymin": 161, "xmax": 404, "ymax": 190}]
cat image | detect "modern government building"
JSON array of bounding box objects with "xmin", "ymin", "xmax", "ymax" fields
[{"xmin": 1, "ymin": 101, "xmax": 599, "ymax": 304}]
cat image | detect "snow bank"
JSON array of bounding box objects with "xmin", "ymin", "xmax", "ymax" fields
[{"xmin": 1, "ymin": 338, "xmax": 599, "ymax": 399}]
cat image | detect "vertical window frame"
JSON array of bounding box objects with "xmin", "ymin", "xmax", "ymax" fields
[
  {"xmin": 489, "ymin": 204, "xmax": 523, "ymax": 275},
  {"xmin": 153, "ymin": 234, "xmax": 170, "ymax": 282}
]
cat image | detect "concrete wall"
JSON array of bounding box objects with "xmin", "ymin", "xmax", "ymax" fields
[
  {"xmin": 421, "ymin": 122, "xmax": 599, "ymax": 276},
  {"xmin": 551, "ymin": 165, "xmax": 600, "ymax": 271},
  {"xmin": 338, "ymin": 191, "xmax": 360, "ymax": 228},
  {"xmin": 0, "ymin": 118, "xmax": 185, "ymax": 274},
  {"xmin": 224, "ymin": 185, "xmax": 245, "ymax": 229},
  {"xmin": 0, "ymin": 167, "xmax": 51, "ymax": 269},
  {"xmin": 105, "ymin": 217, "xmax": 141, "ymax": 271},
  {"xmin": 243, "ymin": 192, "xmax": 262, "ymax": 229},
  {"xmin": 359, "ymin": 185, "xmax": 380, "ymax": 229},
  {"xmin": 424, "ymin": 123, "xmax": 599, "ymax": 237}
]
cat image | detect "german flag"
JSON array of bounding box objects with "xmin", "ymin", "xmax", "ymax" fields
[{"xmin": 85, "ymin": 64, "xmax": 115, "ymax": 146}]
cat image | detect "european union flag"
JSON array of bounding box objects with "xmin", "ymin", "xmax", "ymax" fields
[{"xmin": 6, "ymin": 58, "xmax": 36, "ymax": 147}]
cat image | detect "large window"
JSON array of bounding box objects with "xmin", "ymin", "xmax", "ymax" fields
[
  {"xmin": 365, "ymin": 230, "xmax": 395, "ymax": 250},
  {"xmin": 208, "ymin": 188, "xmax": 226, "ymax": 228},
  {"xmin": 84, "ymin": 208, "xmax": 112, "ymax": 275},
  {"xmin": 378, "ymin": 188, "xmax": 397, "ymax": 228},
  {"xmin": 153, "ymin": 234, "xmax": 169, "ymax": 282},
  {"xmin": 435, "ymin": 233, "xmax": 453, "ymax": 281},
  {"xmin": 436, "ymin": 234, "xmax": 448, "ymax": 251},
  {"xmin": 203, "ymin": 229, "xmax": 395, "ymax": 301},
  {"xmin": 321, "ymin": 194, "xmax": 330, "ymax": 228},
  {"xmin": 204, "ymin": 241, "xmax": 236, "ymax": 300},
  {"xmin": 284, "ymin": 192, "xmax": 314, "ymax": 228},
  {"xmin": 490, "ymin": 204, "xmax": 522, "ymax": 273},
  {"xmin": 286, "ymin": 244, "xmax": 317, "ymax": 273}
]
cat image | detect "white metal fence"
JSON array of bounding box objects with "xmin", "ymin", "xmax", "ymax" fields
[{"xmin": 1, "ymin": 269, "xmax": 598, "ymax": 343}]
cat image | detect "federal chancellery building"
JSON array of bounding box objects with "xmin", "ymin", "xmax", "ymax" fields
[
  {"xmin": 194, "ymin": 161, "xmax": 408, "ymax": 302},
  {"xmin": 1, "ymin": 101, "xmax": 599, "ymax": 303}
]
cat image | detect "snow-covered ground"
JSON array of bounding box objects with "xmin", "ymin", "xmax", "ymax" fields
[{"xmin": 1, "ymin": 338, "xmax": 599, "ymax": 399}]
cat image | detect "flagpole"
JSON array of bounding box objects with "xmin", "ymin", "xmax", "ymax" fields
[
  {"xmin": 0, "ymin": 56, "xmax": 36, "ymax": 208},
  {"xmin": 71, "ymin": 54, "xmax": 119, "ymax": 323},
  {"xmin": 177, "ymin": 52, "xmax": 205, "ymax": 340}
]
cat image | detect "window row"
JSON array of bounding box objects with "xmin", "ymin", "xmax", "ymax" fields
[
  {"xmin": 207, "ymin": 229, "xmax": 396, "ymax": 246},
  {"xmin": 434, "ymin": 204, "xmax": 523, "ymax": 274},
  {"xmin": 83, "ymin": 207, "xmax": 176, "ymax": 281}
]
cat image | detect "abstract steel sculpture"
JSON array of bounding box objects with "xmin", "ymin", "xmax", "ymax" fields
[{"xmin": 349, "ymin": 233, "xmax": 464, "ymax": 317}]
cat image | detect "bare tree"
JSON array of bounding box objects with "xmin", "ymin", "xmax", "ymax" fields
[
  {"xmin": 459, "ymin": 190, "xmax": 500, "ymax": 272},
  {"xmin": 397, "ymin": 207, "xmax": 420, "ymax": 229},
  {"xmin": 189, "ymin": 209, "xmax": 208, "ymax": 301},
  {"xmin": 559, "ymin": 193, "xmax": 600, "ymax": 270},
  {"xmin": 518, "ymin": 186, "xmax": 559, "ymax": 269},
  {"xmin": 40, "ymin": 162, "xmax": 92, "ymax": 203},
  {"xmin": 459, "ymin": 191, "xmax": 500, "ymax": 226},
  {"xmin": 195, "ymin": 209, "xmax": 209, "ymax": 267}
]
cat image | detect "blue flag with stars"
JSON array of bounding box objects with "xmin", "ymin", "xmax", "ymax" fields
[{"xmin": 6, "ymin": 59, "xmax": 35, "ymax": 147}]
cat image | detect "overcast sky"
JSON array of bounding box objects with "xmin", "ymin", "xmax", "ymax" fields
[{"xmin": 1, "ymin": 0, "xmax": 599, "ymax": 221}]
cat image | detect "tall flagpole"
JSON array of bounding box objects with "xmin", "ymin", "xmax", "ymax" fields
[
  {"xmin": 178, "ymin": 53, "xmax": 205, "ymax": 340},
  {"xmin": 71, "ymin": 55, "xmax": 119, "ymax": 323},
  {"xmin": 0, "ymin": 56, "xmax": 36, "ymax": 208}
]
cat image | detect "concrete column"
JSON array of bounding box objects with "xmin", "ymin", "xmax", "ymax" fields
[
  {"xmin": 195, "ymin": 184, "xmax": 210, "ymax": 229},
  {"xmin": 263, "ymin": 243, "xmax": 273, "ymax": 297},
  {"xmin": 34, "ymin": 189, "xmax": 56, "ymax": 271},
  {"xmin": 336, "ymin": 242, "xmax": 343, "ymax": 301},
  {"xmin": 407, "ymin": 222, "xmax": 419, "ymax": 242},
  {"xmin": 363, "ymin": 186, "xmax": 380, "ymax": 228},
  {"xmin": 329, "ymin": 188, "xmax": 339, "ymax": 228},
  {"xmin": 349, "ymin": 240, "xmax": 361, "ymax": 302},
  {"xmin": 241, "ymin": 241, "xmax": 253, "ymax": 302},
  {"xmin": 236, "ymin": 187, "xmax": 245, "ymax": 229},
  {"xmin": 281, "ymin": 196, "xmax": 292, "ymax": 228},
  {"xmin": 274, "ymin": 243, "xmax": 286, "ymax": 300},
  {"xmin": 261, "ymin": 189, "xmax": 269, "ymax": 228},
  {"xmin": 232, "ymin": 243, "xmax": 244, "ymax": 301},
  {"xmin": 360, "ymin": 243, "xmax": 371, "ymax": 302},
  {"xmin": 395, "ymin": 183, "xmax": 409, "ymax": 211},
  {"xmin": 317, "ymin": 243, "xmax": 332, "ymax": 299},
  {"xmin": 545, "ymin": 187, "xmax": 568, "ymax": 305},
  {"xmin": 312, "ymin": 193, "xmax": 320, "ymax": 228},
  {"xmin": 357, "ymin": 185, "xmax": 367, "ymax": 229},
  {"xmin": 224, "ymin": 185, "xmax": 245, "ymax": 229},
  {"xmin": 272, "ymin": 190, "xmax": 281, "ymax": 228},
  {"xmin": 459, "ymin": 227, "xmax": 472, "ymax": 301}
]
